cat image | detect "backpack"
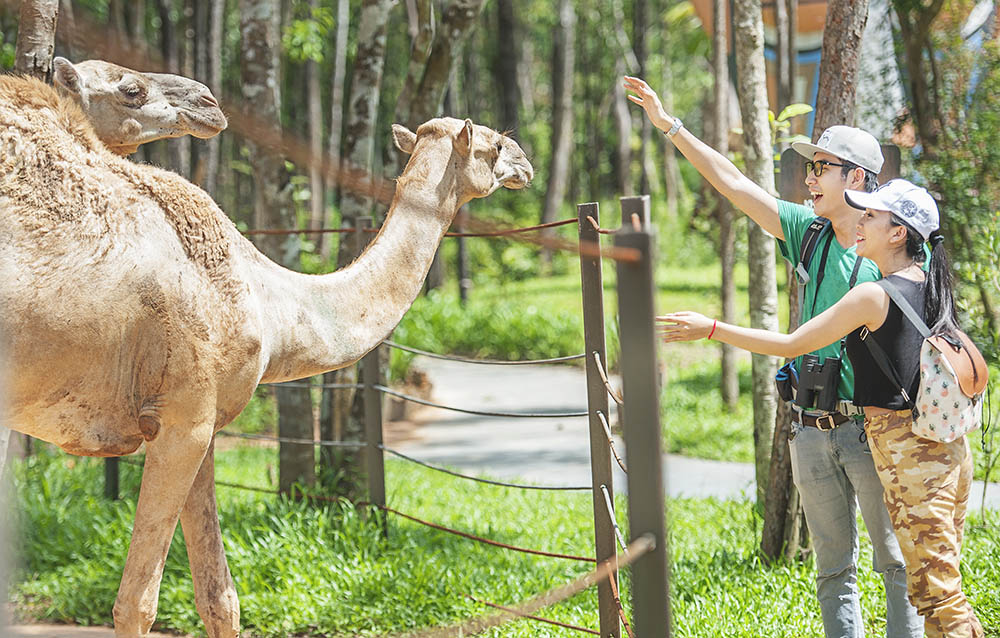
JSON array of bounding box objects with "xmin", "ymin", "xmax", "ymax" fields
[{"xmin": 861, "ymin": 279, "xmax": 989, "ymax": 443}]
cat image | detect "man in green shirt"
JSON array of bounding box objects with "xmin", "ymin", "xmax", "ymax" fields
[{"xmin": 625, "ymin": 76, "xmax": 922, "ymax": 638}]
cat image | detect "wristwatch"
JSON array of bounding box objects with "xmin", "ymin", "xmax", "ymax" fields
[{"xmin": 664, "ymin": 116, "xmax": 683, "ymax": 138}]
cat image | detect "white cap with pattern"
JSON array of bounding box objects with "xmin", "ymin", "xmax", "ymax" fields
[
  {"xmin": 844, "ymin": 179, "xmax": 940, "ymax": 241},
  {"xmin": 792, "ymin": 125, "xmax": 885, "ymax": 174}
]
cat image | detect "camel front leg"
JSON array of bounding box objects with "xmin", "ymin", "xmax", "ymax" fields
[
  {"xmin": 113, "ymin": 418, "xmax": 214, "ymax": 638},
  {"xmin": 179, "ymin": 437, "xmax": 240, "ymax": 638}
]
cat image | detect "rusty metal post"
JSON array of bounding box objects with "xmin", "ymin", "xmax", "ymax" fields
[
  {"xmin": 578, "ymin": 202, "xmax": 620, "ymax": 638},
  {"xmin": 620, "ymin": 195, "xmax": 651, "ymax": 231},
  {"xmin": 615, "ymin": 227, "xmax": 671, "ymax": 638}
]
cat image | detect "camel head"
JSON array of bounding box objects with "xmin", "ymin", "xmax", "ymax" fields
[
  {"xmin": 392, "ymin": 117, "xmax": 533, "ymax": 204},
  {"xmin": 52, "ymin": 57, "xmax": 228, "ymax": 156}
]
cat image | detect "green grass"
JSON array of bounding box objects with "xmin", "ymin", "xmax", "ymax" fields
[{"xmin": 10, "ymin": 445, "xmax": 1000, "ymax": 636}]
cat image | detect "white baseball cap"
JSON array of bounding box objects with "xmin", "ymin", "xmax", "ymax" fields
[
  {"xmin": 844, "ymin": 179, "xmax": 940, "ymax": 240},
  {"xmin": 792, "ymin": 125, "xmax": 885, "ymax": 174}
]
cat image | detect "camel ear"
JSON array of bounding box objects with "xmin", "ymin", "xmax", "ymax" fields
[
  {"xmin": 392, "ymin": 124, "xmax": 416, "ymax": 155},
  {"xmin": 455, "ymin": 118, "xmax": 474, "ymax": 156},
  {"xmin": 52, "ymin": 57, "xmax": 82, "ymax": 94}
]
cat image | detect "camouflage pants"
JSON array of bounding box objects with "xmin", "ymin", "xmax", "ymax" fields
[{"xmin": 865, "ymin": 410, "xmax": 983, "ymax": 638}]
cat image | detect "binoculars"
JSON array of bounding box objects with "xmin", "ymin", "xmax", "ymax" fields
[{"xmin": 795, "ymin": 354, "xmax": 841, "ymax": 412}]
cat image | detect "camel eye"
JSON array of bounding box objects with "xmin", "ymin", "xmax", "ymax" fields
[{"xmin": 120, "ymin": 84, "xmax": 144, "ymax": 101}]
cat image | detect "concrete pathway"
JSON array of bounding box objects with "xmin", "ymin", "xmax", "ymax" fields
[{"xmin": 393, "ymin": 356, "xmax": 1000, "ymax": 509}]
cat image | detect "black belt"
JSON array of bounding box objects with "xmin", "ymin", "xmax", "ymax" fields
[{"xmin": 798, "ymin": 411, "xmax": 850, "ymax": 431}]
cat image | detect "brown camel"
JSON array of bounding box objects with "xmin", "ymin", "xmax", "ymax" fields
[
  {"xmin": 0, "ymin": 75, "xmax": 532, "ymax": 637},
  {"xmin": 52, "ymin": 56, "xmax": 228, "ymax": 155}
]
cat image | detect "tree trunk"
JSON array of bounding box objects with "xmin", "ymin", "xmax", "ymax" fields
[
  {"xmin": 202, "ymin": 0, "xmax": 225, "ymax": 200},
  {"xmin": 732, "ymin": 0, "xmax": 779, "ymax": 507},
  {"xmin": 891, "ymin": 0, "xmax": 946, "ymax": 154},
  {"xmin": 494, "ymin": 0, "xmax": 519, "ymax": 133},
  {"xmin": 55, "ymin": 0, "xmax": 77, "ymax": 60},
  {"xmin": 406, "ymin": 0, "xmax": 487, "ymax": 128},
  {"xmin": 240, "ymin": 0, "xmax": 314, "ymax": 495},
  {"xmin": 712, "ymin": 0, "xmax": 739, "ymax": 409},
  {"xmin": 812, "ymin": 0, "xmax": 869, "ymax": 135},
  {"xmin": 322, "ymin": 0, "xmax": 395, "ymax": 498},
  {"xmin": 634, "ymin": 0, "xmax": 651, "ymax": 196},
  {"xmin": 659, "ymin": 5, "xmax": 680, "ymax": 219},
  {"xmin": 539, "ymin": 0, "xmax": 575, "ymax": 269},
  {"xmin": 306, "ymin": 0, "xmax": 324, "ymax": 246},
  {"xmin": 14, "ymin": 0, "xmax": 58, "ymax": 82},
  {"xmin": 321, "ymin": 0, "xmax": 350, "ymax": 261}
]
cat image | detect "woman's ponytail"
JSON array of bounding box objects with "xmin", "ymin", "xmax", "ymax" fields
[{"xmin": 924, "ymin": 230, "xmax": 959, "ymax": 336}]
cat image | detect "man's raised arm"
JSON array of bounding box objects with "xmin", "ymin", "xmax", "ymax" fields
[{"xmin": 623, "ymin": 76, "xmax": 784, "ymax": 240}]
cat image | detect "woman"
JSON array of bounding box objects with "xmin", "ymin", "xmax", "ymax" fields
[{"xmin": 659, "ymin": 179, "xmax": 982, "ymax": 638}]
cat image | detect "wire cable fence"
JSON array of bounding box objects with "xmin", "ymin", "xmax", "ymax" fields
[{"xmin": 382, "ymin": 340, "xmax": 586, "ymax": 365}]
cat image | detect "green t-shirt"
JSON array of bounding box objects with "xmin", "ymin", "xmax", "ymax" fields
[{"xmin": 776, "ymin": 200, "xmax": 881, "ymax": 401}]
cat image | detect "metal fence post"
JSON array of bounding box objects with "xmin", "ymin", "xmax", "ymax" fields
[
  {"xmin": 578, "ymin": 202, "xmax": 621, "ymax": 638},
  {"xmin": 615, "ymin": 227, "xmax": 671, "ymax": 638},
  {"xmin": 620, "ymin": 195, "xmax": 651, "ymax": 231},
  {"xmin": 363, "ymin": 342, "xmax": 386, "ymax": 533},
  {"xmin": 104, "ymin": 457, "xmax": 119, "ymax": 500}
]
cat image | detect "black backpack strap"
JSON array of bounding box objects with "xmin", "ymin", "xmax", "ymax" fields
[
  {"xmin": 796, "ymin": 217, "xmax": 832, "ymax": 317},
  {"xmin": 796, "ymin": 217, "xmax": 832, "ymax": 285},
  {"xmin": 848, "ymin": 254, "xmax": 863, "ymax": 289}
]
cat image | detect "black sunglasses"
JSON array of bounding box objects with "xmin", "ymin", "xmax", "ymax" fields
[{"xmin": 805, "ymin": 159, "xmax": 847, "ymax": 177}]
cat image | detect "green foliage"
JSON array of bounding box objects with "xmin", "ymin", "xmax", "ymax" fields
[
  {"xmin": 11, "ymin": 447, "xmax": 1000, "ymax": 636},
  {"xmin": 0, "ymin": 41, "xmax": 13, "ymax": 70},
  {"xmin": 282, "ymin": 6, "xmax": 334, "ymax": 64}
]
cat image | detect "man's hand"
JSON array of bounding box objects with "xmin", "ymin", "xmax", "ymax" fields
[
  {"xmin": 623, "ymin": 76, "xmax": 672, "ymax": 131},
  {"xmin": 657, "ymin": 312, "xmax": 715, "ymax": 343}
]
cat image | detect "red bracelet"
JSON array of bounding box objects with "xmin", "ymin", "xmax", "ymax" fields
[{"xmin": 707, "ymin": 319, "xmax": 718, "ymax": 340}]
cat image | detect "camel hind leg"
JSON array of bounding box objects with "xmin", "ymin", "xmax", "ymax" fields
[
  {"xmin": 179, "ymin": 437, "xmax": 239, "ymax": 638},
  {"xmin": 112, "ymin": 407, "xmax": 215, "ymax": 637}
]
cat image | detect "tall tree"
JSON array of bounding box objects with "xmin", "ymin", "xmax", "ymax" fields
[
  {"xmin": 539, "ymin": 0, "xmax": 575, "ymax": 267},
  {"xmin": 240, "ymin": 0, "xmax": 315, "ymax": 494},
  {"xmin": 13, "ymin": 0, "xmax": 58, "ymax": 81},
  {"xmin": 712, "ymin": 0, "xmax": 739, "ymax": 408},
  {"xmin": 633, "ymin": 0, "xmax": 651, "ymax": 196},
  {"xmin": 202, "ymin": 0, "xmax": 225, "ymax": 199},
  {"xmin": 324, "ymin": 0, "xmax": 395, "ymax": 498},
  {"xmin": 610, "ymin": 0, "xmax": 637, "ymax": 196},
  {"xmin": 762, "ymin": 0, "xmax": 809, "ymax": 563},
  {"xmin": 659, "ymin": 3, "xmax": 680, "ymax": 219},
  {"xmin": 321, "ymin": 0, "xmax": 350, "ymax": 261},
  {"xmin": 812, "ymin": 0, "xmax": 869, "ymax": 134},
  {"xmin": 732, "ymin": 0, "xmax": 779, "ymax": 506},
  {"xmin": 891, "ymin": 0, "xmax": 945, "ymax": 153},
  {"xmin": 494, "ymin": 0, "xmax": 519, "ymax": 133},
  {"xmin": 306, "ymin": 0, "xmax": 325, "ymax": 238}
]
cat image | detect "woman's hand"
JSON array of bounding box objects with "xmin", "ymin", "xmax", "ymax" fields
[
  {"xmin": 623, "ymin": 76, "xmax": 672, "ymax": 131},
  {"xmin": 657, "ymin": 312, "xmax": 715, "ymax": 343}
]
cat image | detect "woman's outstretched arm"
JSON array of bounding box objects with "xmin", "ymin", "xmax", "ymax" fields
[{"xmin": 657, "ymin": 282, "xmax": 891, "ymax": 358}]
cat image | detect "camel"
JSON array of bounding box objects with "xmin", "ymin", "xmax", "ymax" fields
[
  {"xmin": 51, "ymin": 56, "xmax": 228, "ymax": 155},
  {"xmin": 0, "ymin": 57, "xmax": 226, "ymax": 477},
  {"xmin": 0, "ymin": 75, "xmax": 532, "ymax": 637}
]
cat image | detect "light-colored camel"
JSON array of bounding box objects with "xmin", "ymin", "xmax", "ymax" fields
[
  {"xmin": 0, "ymin": 75, "xmax": 532, "ymax": 637},
  {"xmin": 0, "ymin": 58, "xmax": 226, "ymax": 484},
  {"xmin": 51, "ymin": 56, "xmax": 228, "ymax": 155}
]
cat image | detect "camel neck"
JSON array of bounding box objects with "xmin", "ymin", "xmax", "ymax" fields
[{"xmin": 253, "ymin": 171, "xmax": 459, "ymax": 383}]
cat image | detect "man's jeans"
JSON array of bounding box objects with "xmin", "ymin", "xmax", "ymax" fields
[{"xmin": 789, "ymin": 418, "xmax": 923, "ymax": 638}]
